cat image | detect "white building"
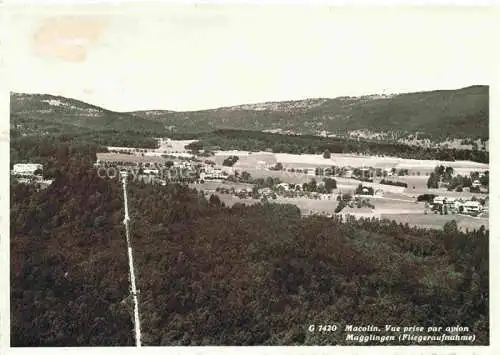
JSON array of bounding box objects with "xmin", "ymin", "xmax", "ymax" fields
[
  {"xmin": 432, "ymin": 196, "xmax": 446, "ymax": 205},
  {"xmin": 12, "ymin": 163, "xmax": 43, "ymax": 176},
  {"xmin": 201, "ymin": 167, "xmax": 226, "ymax": 180},
  {"xmin": 462, "ymin": 201, "xmax": 483, "ymax": 215},
  {"xmin": 107, "ymin": 146, "xmax": 136, "ymax": 153}
]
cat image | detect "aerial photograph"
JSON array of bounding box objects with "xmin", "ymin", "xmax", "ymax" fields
[{"xmin": 8, "ymin": 3, "xmax": 490, "ymax": 347}]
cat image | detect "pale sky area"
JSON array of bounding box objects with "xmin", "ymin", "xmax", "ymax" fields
[{"xmin": 5, "ymin": 3, "xmax": 496, "ymax": 112}]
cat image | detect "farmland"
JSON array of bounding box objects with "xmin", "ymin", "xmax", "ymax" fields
[{"xmin": 189, "ymin": 149, "xmax": 490, "ymax": 231}]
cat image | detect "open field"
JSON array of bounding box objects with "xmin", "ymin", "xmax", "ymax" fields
[
  {"xmin": 232, "ymin": 167, "xmax": 316, "ymax": 185},
  {"xmin": 159, "ymin": 139, "xmax": 198, "ymax": 152},
  {"xmin": 214, "ymin": 150, "xmax": 488, "ymax": 175}
]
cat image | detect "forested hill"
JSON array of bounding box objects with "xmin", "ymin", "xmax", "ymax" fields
[
  {"xmin": 12, "ymin": 85, "xmax": 488, "ymax": 141},
  {"xmin": 11, "ymin": 141, "xmax": 489, "ymax": 346},
  {"xmin": 10, "ymin": 93, "xmax": 165, "ymax": 135},
  {"xmin": 130, "ymin": 85, "xmax": 489, "ymax": 140}
]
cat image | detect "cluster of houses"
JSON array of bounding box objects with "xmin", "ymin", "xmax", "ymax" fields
[
  {"xmin": 275, "ymin": 164, "xmax": 416, "ymax": 181},
  {"xmin": 95, "ymin": 151, "xmax": 235, "ymax": 185},
  {"xmin": 200, "ymin": 165, "xmax": 227, "ymax": 181},
  {"xmin": 428, "ymin": 196, "xmax": 486, "ymax": 217},
  {"xmin": 212, "ymin": 181, "xmax": 339, "ymax": 201}
]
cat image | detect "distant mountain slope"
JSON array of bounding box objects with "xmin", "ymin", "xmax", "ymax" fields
[
  {"xmin": 129, "ymin": 85, "xmax": 489, "ymax": 139},
  {"xmin": 10, "ymin": 93, "xmax": 165, "ymax": 134},
  {"xmin": 11, "ymin": 86, "xmax": 489, "ymax": 140}
]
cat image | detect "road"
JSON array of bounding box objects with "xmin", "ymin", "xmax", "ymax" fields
[{"xmin": 122, "ymin": 176, "xmax": 142, "ymax": 347}]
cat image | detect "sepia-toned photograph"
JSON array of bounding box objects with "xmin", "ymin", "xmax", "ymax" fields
[{"xmin": 6, "ymin": 2, "xmax": 491, "ymax": 348}]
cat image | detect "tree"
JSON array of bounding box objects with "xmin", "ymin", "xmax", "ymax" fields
[
  {"xmin": 323, "ymin": 149, "xmax": 331, "ymax": 159},
  {"xmin": 241, "ymin": 171, "xmax": 251, "ymax": 182},
  {"xmin": 251, "ymin": 186, "xmax": 259, "ymax": 199},
  {"xmin": 308, "ymin": 178, "xmax": 317, "ymax": 192},
  {"xmin": 443, "ymin": 166, "xmax": 454, "ymax": 183},
  {"xmin": 323, "ymin": 178, "xmax": 337, "ymax": 193},
  {"xmin": 443, "ymin": 220, "xmax": 459, "ymax": 234},
  {"xmin": 315, "ymin": 167, "xmax": 325, "ymax": 176},
  {"xmin": 186, "ymin": 141, "xmax": 204, "ymax": 153},
  {"xmin": 470, "ymin": 186, "xmax": 481, "ymax": 193},
  {"xmin": 427, "ymin": 172, "xmax": 439, "ymax": 189},
  {"xmin": 434, "ymin": 165, "xmax": 445, "ymax": 176},
  {"xmin": 209, "ymin": 194, "xmax": 222, "ymax": 207},
  {"xmin": 334, "ymin": 200, "xmax": 347, "ymax": 213},
  {"xmin": 223, "ymin": 156, "xmax": 239, "ymax": 167},
  {"xmin": 479, "ymin": 172, "xmax": 489, "ymax": 187}
]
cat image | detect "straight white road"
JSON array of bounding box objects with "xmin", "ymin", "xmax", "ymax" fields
[{"xmin": 122, "ymin": 176, "xmax": 142, "ymax": 347}]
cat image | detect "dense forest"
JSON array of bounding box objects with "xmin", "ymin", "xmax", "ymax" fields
[
  {"xmin": 130, "ymin": 85, "xmax": 489, "ymax": 140},
  {"xmin": 11, "ymin": 127, "xmax": 159, "ymax": 150},
  {"xmin": 10, "ymin": 139, "xmax": 489, "ymax": 346},
  {"xmin": 180, "ymin": 130, "xmax": 489, "ymax": 163}
]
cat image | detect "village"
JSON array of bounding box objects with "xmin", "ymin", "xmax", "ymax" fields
[{"xmin": 11, "ymin": 137, "xmax": 489, "ymax": 231}]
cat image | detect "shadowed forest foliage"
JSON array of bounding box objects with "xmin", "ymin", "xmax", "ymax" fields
[{"xmin": 10, "ymin": 140, "xmax": 489, "ymax": 346}]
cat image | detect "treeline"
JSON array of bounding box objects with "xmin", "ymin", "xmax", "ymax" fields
[
  {"xmin": 11, "ymin": 128, "xmax": 159, "ymax": 150},
  {"xmin": 181, "ymin": 130, "xmax": 488, "ymax": 163},
  {"xmin": 11, "ymin": 140, "xmax": 489, "ymax": 345},
  {"xmin": 380, "ymin": 179, "xmax": 408, "ymax": 188}
]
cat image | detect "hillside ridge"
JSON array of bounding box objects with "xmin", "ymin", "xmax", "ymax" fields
[{"xmin": 10, "ymin": 85, "xmax": 489, "ymax": 140}]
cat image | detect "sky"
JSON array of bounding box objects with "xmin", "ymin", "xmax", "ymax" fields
[{"xmin": 4, "ymin": 3, "xmax": 496, "ymax": 112}]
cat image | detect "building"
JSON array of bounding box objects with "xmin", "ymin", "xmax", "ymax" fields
[
  {"xmin": 462, "ymin": 201, "xmax": 483, "ymax": 215},
  {"xmin": 12, "ymin": 163, "xmax": 43, "ymax": 176},
  {"xmin": 107, "ymin": 146, "xmax": 135, "ymax": 152},
  {"xmin": 201, "ymin": 167, "xmax": 226, "ymax": 181},
  {"xmin": 277, "ymin": 183, "xmax": 290, "ymax": 191},
  {"xmin": 432, "ymin": 196, "xmax": 446, "ymax": 205},
  {"xmin": 96, "ymin": 153, "xmax": 165, "ymax": 166},
  {"xmin": 258, "ymin": 187, "xmax": 273, "ymax": 197},
  {"xmin": 344, "ymin": 169, "xmax": 353, "ymax": 178}
]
